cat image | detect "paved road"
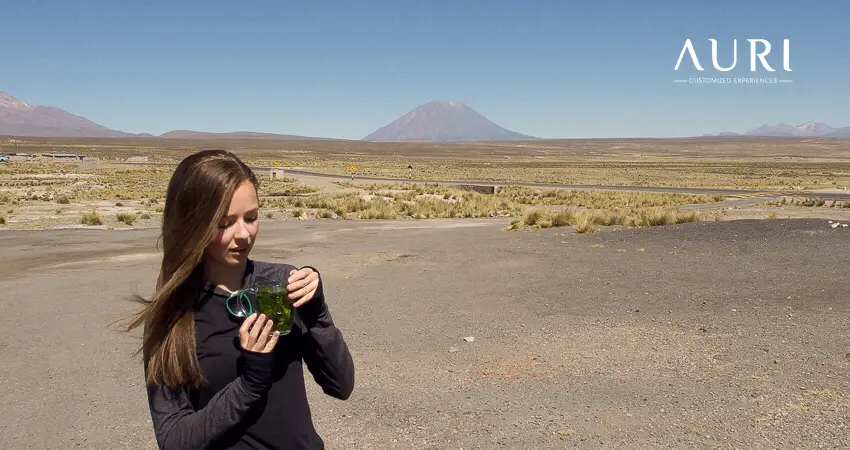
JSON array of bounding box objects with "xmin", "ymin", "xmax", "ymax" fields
[
  {"xmin": 113, "ymin": 162, "xmax": 850, "ymax": 201},
  {"xmin": 269, "ymin": 167, "xmax": 752, "ymax": 196}
]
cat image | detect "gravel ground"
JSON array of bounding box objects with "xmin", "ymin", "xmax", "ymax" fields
[{"xmin": 0, "ymin": 217, "xmax": 847, "ymax": 449}]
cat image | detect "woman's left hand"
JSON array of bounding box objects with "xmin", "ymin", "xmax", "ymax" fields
[{"xmin": 287, "ymin": 267, "xmax": 320, "ymax": 307}]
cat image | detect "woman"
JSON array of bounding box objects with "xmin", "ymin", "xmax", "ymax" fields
[{"xmin": 125, "ymin": 149, "xmax": 355, "ymax": 449}]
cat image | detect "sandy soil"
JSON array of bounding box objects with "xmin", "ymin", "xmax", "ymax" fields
[
  {"xmin": 715, "ymin": 203, "xmax": 850, "ymax": 222},
  {"xmin": 0, "ymin": 217, "xmax": 848, "ymax": 449}
]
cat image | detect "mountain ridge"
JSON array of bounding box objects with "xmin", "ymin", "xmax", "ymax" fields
[
  {"xmin": 3, "ymin": 90, "xmax": 850, "ymax": 141},
  {"xmin": 715, "ymin": 121, "xmax": 850, "ymax": 138},
  {"xmin": 158, "ymin": 130, "xmax": 329, "ymax": 140},
  {"xmin": 0, "ymin": 91, "xmax": 147, "ymax": 138},
  {"xmin": 0, "ymin": 91, "xmax": 323, "ymax": 140}
]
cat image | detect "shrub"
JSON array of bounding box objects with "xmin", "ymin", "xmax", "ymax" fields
[
  {"xmin": 573, "ymin": 214, "xmax": 599, "ymax": 234},
  {"xmin": 357, "ymin": 200, "xmax": 394, "ymax": 219},
  {"xmin": 550, "ymin": 209, "xmax": 575, "ymax": 227},
  {"xmin": 502, "ymin": 219, "xmax": 524, "ymax": 231},
  {"xmin": 116, "ymin": 212, "xmax": 137, "ymax": 225},
  {"xmin": 523, "ymin": 209, "xmax": 544, "ymax": 226},
  {"xmin": 81, "ymin": 211, "xmax": 103, "ymax": 226}
]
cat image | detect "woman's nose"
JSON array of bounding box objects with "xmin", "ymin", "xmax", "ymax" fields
[{"xmin": 234, "ymin": 219, "xmax": 250, "ymax": 239}]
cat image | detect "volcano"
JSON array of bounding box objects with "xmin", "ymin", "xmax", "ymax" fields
[{"xmin": 362, "ymin": 101, "xmax": 537, "ymax": 142}]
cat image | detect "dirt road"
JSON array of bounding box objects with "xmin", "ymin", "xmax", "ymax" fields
[{"xmin": 1, "ymin": 218, "xmax": 848, "ymax": 449}]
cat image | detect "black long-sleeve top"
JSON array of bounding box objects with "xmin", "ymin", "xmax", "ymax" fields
[{"xmin": 144, "ymin": 259, "xmax": 355, "ymax": 449}]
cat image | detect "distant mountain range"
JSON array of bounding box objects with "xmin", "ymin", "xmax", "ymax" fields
[
  {"xmin": 2, "ymin": 89, "xmax": 849, "ymax": 141},
  {"xmin": 361, "ymin": 101, "xmax": 537, "ymax": 142},
  {"xmin": 0, "ymin": 91, "xmax": 152, "ymax": 138},
  {"xmin": 0, "ymin": 91, "xmax": 538, "ymax": 142},
  {"xmin": 0, "ymin": 91, "xmax": 319, "ymax": 140},
  {"xmin": 713, "ymin": 121, "xmax": 850, "ymax": 138},
  {"xmin": 158, "ymin": 130, "xmax": 325, "ymax": 140}
]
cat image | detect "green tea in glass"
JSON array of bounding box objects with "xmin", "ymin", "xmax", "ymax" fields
[{"xmin": 252, "ymin": 281, "xmax": 296, "ymax": 335}]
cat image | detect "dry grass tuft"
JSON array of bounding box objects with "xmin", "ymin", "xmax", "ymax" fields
[
  {"xmin": 502, "ymin": 219, "xmax": 524, "ymax": 232},
  {"xmin": 510, "ymin": 205, "xmax": 703, "ymax": 232},
  {"xmin": 573, "ymin": 214, "xmax": 600, "ymax": 234},
  {"xmin": 270, "ymin": 188, "xmax": 523, "ymax": 220},
  {"xmin": 523, "ymin": 209, "xmax": 544, "ymax": 226},
  {"xmin": 80, "ymin": 211, "xmax": 103, "ymax": 226},
  {"xmin": 116, "ymin": 212, "xmax": 137, "ymax": 225},
  {"xmin": 767, "ymin": 197, "xmax": 830, "ymax": 208},
  {"xmin": 498, "ymin": 186, "xmax": 719, "ymax": 209},
  {"xmin": 550, "ymin": 209, "xmax": 575, "ymax": 227},
  {"xmin": 357, "ymin": 199, "xmax": 394, "ymax": 219},
  {"xmin": 0, "ymin": 161, "xmax": 728, "ymax": 230}
]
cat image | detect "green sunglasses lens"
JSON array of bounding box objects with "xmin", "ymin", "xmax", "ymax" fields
[{"xmin": 225, "ymin": 291, "xmax": 254, "ymax": 318}]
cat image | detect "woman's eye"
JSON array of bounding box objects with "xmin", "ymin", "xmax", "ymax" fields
[{"xmin": 219, "ymin": 216, "xmax": 255, "ymax": 228}]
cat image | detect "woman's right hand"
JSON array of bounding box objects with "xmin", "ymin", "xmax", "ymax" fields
[{"xmin": 239, "ymin": 313, "xmax": 280, "ymax": 353}]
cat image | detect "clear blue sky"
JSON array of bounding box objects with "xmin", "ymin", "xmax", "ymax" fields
[{"xmin": 1, "ymin": 1, "xmax": 847, "ymax": 139}]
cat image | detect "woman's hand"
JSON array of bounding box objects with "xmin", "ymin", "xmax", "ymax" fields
[
  {"xmin": 239, "ymin": 313, "xmax": 279, "ymax": 353},
  {"xmin": 287, "ymin": 267, "xmax": 320, "ymax": 308}
]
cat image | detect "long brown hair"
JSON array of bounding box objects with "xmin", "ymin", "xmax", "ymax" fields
[{"xmin": 125, "ymin": 149, "xmax": 259, "ymax": 389}]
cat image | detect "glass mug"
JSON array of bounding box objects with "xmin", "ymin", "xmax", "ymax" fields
[
  {"xmin": 251, "ymin": 281, "xmax": 296, "ymax": 335},
  {"xmin": 225, "ymin": 281, "xmax": 296, "ymax": 335}
]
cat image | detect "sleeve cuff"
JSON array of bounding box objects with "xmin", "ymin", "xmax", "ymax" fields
[
  {"xmin": 295, "ymin": 265, "xmax": 328, "ymax": 330},
  {"xmin": 240, "ymin": 348, "xmax": 276, "ymax": 393}
]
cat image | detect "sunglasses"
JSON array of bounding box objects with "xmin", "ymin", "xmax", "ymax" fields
[{"xmin": 225, "ymin": 289, "xmax": 256, "ymax": 318}]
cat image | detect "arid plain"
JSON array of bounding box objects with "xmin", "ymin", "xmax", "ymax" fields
[{"xmin": 1, "ymin": 136, "xmax": 849, "ymax": 449}]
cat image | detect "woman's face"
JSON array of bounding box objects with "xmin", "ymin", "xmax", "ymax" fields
[{"xmin": 205, "ymin": 180, "xmax": 260, "ymax": 268}]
